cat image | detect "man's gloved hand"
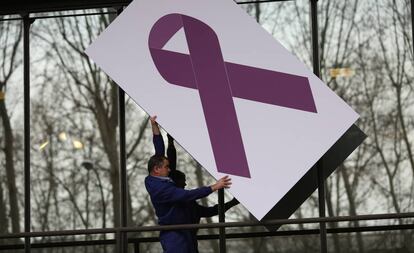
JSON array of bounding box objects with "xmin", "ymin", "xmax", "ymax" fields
[
  {"xmin": 167, "ymin": 133, "xmax": 175, "ymax": 144},
  {"xmin": 228, "ymin": 197, "xmax": 239, "ymax": 207}
]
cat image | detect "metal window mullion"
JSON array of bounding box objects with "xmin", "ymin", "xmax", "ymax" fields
[
  {"xmin": 23, "ymin": 13, "xmax": 33, "ymax": 253},
  {"xmin": 218, "ymin": 189, "xmax": 226, "ymax": 253},
  {"xmin": 118, "ymin": 85, "xmax": 128, "ymax": 253},
  {"xmin": 115, "ymin": 6, "xmax": 128, "ymax": 253},
  {"xmin": 309, "ymin": 1, "xmax": 328, "ymax": 253},
  {"xmin": 134, "ymin": 242, "xmax": 140, "ymax": 253}
]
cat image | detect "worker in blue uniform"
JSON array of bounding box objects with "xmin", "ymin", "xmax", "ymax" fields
[
  {"xmin": 149, "ymin": 116, "xmax": 239, "ymax": 252},
  {"xmin": 146, "ymin": 116, "xmax": 234, "ymax": 253}
]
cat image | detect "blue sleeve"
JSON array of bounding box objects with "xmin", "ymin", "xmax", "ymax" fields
[
  {"xmin": 196, "ymin": 204, "xmax": 218, "ymax": 218},
  {"xmin": 153, "ymin": 134, "xmax": 165, "ymax": 156},
  {"xmin": 155, "ymin": 184, "xmax": 213, "ymax": 204}
]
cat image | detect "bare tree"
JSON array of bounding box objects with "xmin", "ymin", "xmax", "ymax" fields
[
  {"xmin": 0, "ymin": 18, "xmax": 22, "ymax": 235},
  {"xmin": 31, "ymin": 11, "xmax": 124, "ymax": 227}
]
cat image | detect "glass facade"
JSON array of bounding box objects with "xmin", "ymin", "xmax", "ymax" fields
[
  {"xmin": 0, "ymin": 0, "xmax": 413, "ymax": 252},
  {"xmin": 30, "ymin": 10, "xmax": 117, "ymax": 234}
]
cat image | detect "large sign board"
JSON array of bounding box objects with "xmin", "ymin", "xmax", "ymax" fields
[{"xmin": 86, "ymin": 0, "xmax": 364, "ymax": 221}]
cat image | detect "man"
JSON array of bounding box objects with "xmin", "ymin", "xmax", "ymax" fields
[
  {"xmin": 149, "ymin": 116, "xmax": 239, "ymax": 252},
  {"xmin": 146, "ymin": 142, "xmax": 232, "ymax": 253}
]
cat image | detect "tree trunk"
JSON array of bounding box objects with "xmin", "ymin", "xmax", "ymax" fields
[
  {"xmin": 0, "ymin": 182, "xmax": 8, "ymax": 234},
  {"xmin": 41, "ymin": 129, "xmax": 55, "ymax": 232},
  {"xmin": 254, "ymin": 2, "xmax": 261, "ymax": 23},
  {"xmin": 341, "ymin": 166, "xmax": 365, "ymax": 253},
  {"xmin": 325, "ymin": 177, "xmax": 341, "ymax": 253},
  {"xmin": 0, "ymin": 98, "xmax": 20, "ymax": 234},
  {"xmin": 295, "ymin": 208, "xmax": 311, "ymax": 252},
  {"xmin": 127, "ymin": 188, "xmax": 134, "ymax": 226},
  {"xmin": 395, "ymin": 87, "xmax": 414, "ymax": 176},
  {"xmin": 93, "ymin": 84, "xmax": 120, "ymax": 227}
]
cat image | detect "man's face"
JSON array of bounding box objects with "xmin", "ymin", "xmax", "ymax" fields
[{"xmin": 154, "ymin": 159, "xmax": 170, "ymax": 177}]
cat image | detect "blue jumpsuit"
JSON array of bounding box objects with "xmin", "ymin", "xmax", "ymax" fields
[
  {"xmin": 149, "ymin": 134, "xmax": 222, "ymax": 252},
  {"xmin": 149, "ymin": 134, "xmax": 228, "ymax": 252},
  {"xmin": 144, "ymin": 175, "xmax": 213, "ymax": 252}
]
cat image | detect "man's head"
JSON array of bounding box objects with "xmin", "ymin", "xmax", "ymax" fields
[
  {"xmin": 169, "ymin": 170, "xmax": 187, "ymax": 188},
  {"xmin": 148, "ymin": 155, "xmax": 170, "ymax": 177}
]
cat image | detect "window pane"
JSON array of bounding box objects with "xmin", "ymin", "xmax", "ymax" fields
[
  {"xmin": 318, "ymin": 0, "xmax": 414, "ymax": 219},
  {"xmin": 0, "ymin": 17, "xmax": 24, "ymax": 241},
  {"xmin": 316, "ymin": 0, "xmax": 413, "ymax": 251},
  {"xmin": 30, "ymin": 9, "xmax": 119, "ymax": 232},
  {"xmin": 124, "ymin": 96, "xmax": 154, "ymax": 228}
]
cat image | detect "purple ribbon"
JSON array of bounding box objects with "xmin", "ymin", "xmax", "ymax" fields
[{"xmin": 149, "ymin": 14, "xmax": 317, "ymax": 178}]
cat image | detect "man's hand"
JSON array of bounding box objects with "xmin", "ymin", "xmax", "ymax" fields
[
  {"xmin": 223, "ymin": 197, "xmax": 239, "ymax": 212},
  {"xmin": 150, "ymin": 115, "xmax": 161, "ymax": 135},
  {"xmin": 167, "ymin": 133, "xmax": 174, "ymax": 144},
  {"xmin": 150, "ymin": 115, "xmax": 157, "ymax": 125},
  {"xmin": 211, "ymin": 176, "xmax": 232, "ymax": 192},
  {"xmin": 228, "ymin": 197, "xmax": 239, "ymax": 206}
]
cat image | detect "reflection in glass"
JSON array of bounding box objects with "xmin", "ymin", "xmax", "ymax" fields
[
  {"xmin": 29, "ymin": 10, "xmax": 119, "ymax": 238},
  {"xmin": 0, "ymin": 18, "xmax": 23, "ymax": 242},
  {"xmin": 0, "ymin": 1, "xmax": 412, "ymax": 252}
]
